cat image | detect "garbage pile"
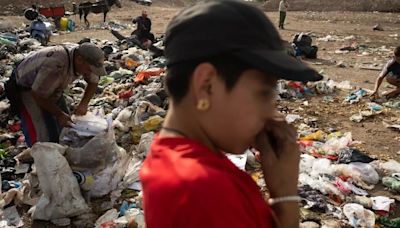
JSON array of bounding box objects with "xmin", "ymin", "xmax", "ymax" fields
[
  {"xmin": 233, "ymin": 129, "xmax": 400, "ymax": 227},
  {"xmin": 297, "ymin": 130, "xmax": 400, "ymax": 227},
  {"xmin": 276, "ymin": 79, "xmax": 352, "ymax": 99},
  {"xmin": 241, "ymin": 75, "xmax": 400, "ymax": 226},
  {"xmin": 0, "ymin": 27, "xmax": 400, "ymax": 227},
  {"xmin": 0, "ymin": 27, "xmax": 166, "ymax": 226}
]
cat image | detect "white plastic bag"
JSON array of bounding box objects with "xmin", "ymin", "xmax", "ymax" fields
[
  {"xmin": 95, "ymin": 209, "xmax": 118, "ymax": 228},
  {"xmin": 371, "ymin": 196, "xmax": 395, "ymax": 212},
  {"xmin": 78, "ymin": 146, "xmax": 129, "ymax": 198},
  {"xmin": 60, "ymin": 113, "xmax": 109, "ymax": 148},
  {"xmin": 322, "ymin": 132, "xmax": 353, "ymax": 155},
  {"xmin": 121, "ymin": 157, "xmax": 143, "ymax": 190},
  {"xmin": 29, "ymin": 143, "xmax": 89, "ymax": 221},
  {"xmin": 64, "ymin": 116, "xmax": 130, "ymax": 197},
  {"xmin": 117, "ymin": 208, "xmax": 145, "ymax": 228},
  {"xmin": 71, "ymin": 113, "xmax": 108, "ymax": 136},
  {"xmin": 372, "ymin": 159, "xmax": 400, "ymax": 175},
  {"xmin": 64, "ymin": 119, "xmax": 116, "ymax": 173},
  {"xmin": 299, "ymin": 154, "xmax": 316, "ymax": 173},
  {"xmin": 113, "ymin": 108, "xmax": 134, "ymax": 132},
  {"xmin": 311, "ymin": 158, "xmax": 333, "ymax": 177},
  {"xmin": 333, "ymin": 163, "xmax": 379, "ymax": 189},
  {"xmin": 348, "ymin": 162, "xmax": 379, "ymax": 185},
  {"xmin": 0, "ymin": 206, "xmax": 24, "ymax": 227},
  {"xmin": 226, "ymin": 152, "xmax": 247, "ymax": 171},
  {"xmin": 343, "ymin": 203, "xmax": 375, "ymax": 228},
  {"xmin": 299, "ymin": 173, "xmax": 343, "ymax": 198},
  {"xmin": 136, "ymin": 131, "xmax": 154, "ymax": 159},
  {"xmin": 285, "ymin": 114, "xmax": 301, "ymax": 124}
]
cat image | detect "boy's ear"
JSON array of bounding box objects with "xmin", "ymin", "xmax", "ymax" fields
[{"xmin": 191, "ymin": 63, "xmax": 218, "ymax": 100}]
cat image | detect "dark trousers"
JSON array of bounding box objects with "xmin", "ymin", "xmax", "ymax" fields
[{"xmin": 279, "ymin": 11, "xmax": 286, "ymax": 28}]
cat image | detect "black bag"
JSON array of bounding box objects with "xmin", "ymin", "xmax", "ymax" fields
[
  {"xmin": 297, "ymin": 46, "xmax": 318, "ymax": 59},
  {"xmin": 4, "ymin": 73, "xmax": 21, "ymax": 116},
  {"xmin": 293, "ymin": 33, "xmax": 318, "ymax": 59},
  {"xmin": 308, "ymin": 46, "xmax": 318, "ymax": 59},
  {"xmin": 293, "ymin": 34, "xmax": 313, "ymax": 47}
]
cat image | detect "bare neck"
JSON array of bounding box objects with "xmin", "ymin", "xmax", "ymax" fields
[{"xmin": 161, "ymin": 101, "xmax": 220, "ymax": 153}]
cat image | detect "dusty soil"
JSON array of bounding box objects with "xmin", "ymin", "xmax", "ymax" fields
[
  {"xmin": 3, "ymin": 4, "xmax": 397, "ymax": 158},
  {"xmin": 1, "ymin": 0, "xmax": 400, "ymax": 15},
  {"xmin": 1, "ymin": 2, "xmax": 400, "ymax": 227},
  {"xmin": 263, "ymin": 0, "xmax": 400, "ymax": 12}
]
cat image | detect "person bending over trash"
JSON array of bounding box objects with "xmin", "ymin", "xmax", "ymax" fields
[
  {"xmin": 132, "ymin": 10, "xmax": 155, "ymax": 44},
  {"xmin": 371, "ymin": 46, "xmax": 400, "ymax": 99},
  {"xmin": 140, "ymin": 1, "xmax": 322, "ymax": 227},
  {"xmin": 5, "ymin": 42, "xmax": 106, "ymax": 147}
]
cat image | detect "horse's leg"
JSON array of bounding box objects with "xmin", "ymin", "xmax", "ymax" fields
[
  {"xmin": 84, "ymin": 12, "xmax": 90, "ymax": 28},
  {"xmin": 103, "ymin": 11, "xmax": 107, "ymax": 23}
]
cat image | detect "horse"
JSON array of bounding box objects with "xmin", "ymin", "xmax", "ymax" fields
[{"xmin": 79, "ymin": 0, "xmax": 121, "ymax": 28}]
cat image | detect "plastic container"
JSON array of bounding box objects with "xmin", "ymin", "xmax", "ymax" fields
[
  {"xmin": 60, "ymin": 17, "xmax": 68, "ymax": 31},
  {"xmin": 0, "ymin": 33, "xmax": 18, "ymax": 43},
  {"xmin": 67, "ymin": 18, "xmax": 75, "ymax": 32},
  {"xmin": 0, "ymin": 37, "xmax": 16, "ymax": 47}
]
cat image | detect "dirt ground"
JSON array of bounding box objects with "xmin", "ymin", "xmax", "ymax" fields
[
  {"xmin": 1, "ymin": 2, "xmax": 400, "ymax": 227},
  {"xmin": 2, "ymin": 3, "xmax": 399, "ymax": 158},
  {"xmin": 32, "ymin": 4, "xmax": 400, "ymax": 160}
]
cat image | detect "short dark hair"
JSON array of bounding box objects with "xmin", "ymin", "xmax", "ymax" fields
[
  {"xmin": 165, "ymin": 54, "xmax": 252, "ymax": 103},
  {"xmin": 395, "ymin": 46, "xmax": 400, "ymax": 57}
]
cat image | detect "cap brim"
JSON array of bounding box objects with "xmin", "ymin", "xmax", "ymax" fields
[{"xmin": 232, "ymin": 49, "xmax": 323, "ymax": 82}]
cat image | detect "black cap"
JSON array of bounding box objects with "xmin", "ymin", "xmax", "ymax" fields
[{"xmin": 165, "ymin": 0, "xmax": 322, "ymax": 82}]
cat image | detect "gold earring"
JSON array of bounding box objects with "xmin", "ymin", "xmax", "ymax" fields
[{"xmin": 197, "ymin": 99, "xmax": 210, "ymax": 111}]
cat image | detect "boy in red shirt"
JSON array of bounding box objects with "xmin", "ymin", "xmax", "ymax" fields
[{"xmin": 140, "ymin": 0, "xmax": 322, "ymax": 227}]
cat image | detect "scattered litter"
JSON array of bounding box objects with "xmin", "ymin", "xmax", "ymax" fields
[
  {"xmin": 373, "ymin": 24, "xmax": 384, "ymax": 31},
  {"xmin": 0, "ymin": 206, "xmax": 23, "ymax": 227},
  {"xmin": 0, "ymin": 9, "xmax": 398, "ymax": 227},
  {"xmin": 226, "ymin": 153, "xmax": 247, "ymax": 171},
  {"xmin": 343, "ymin": 203, "xmax": 375, "ymax": 227},
  {"xmin": 286, "ymin": 114, "xmax": 301, "ymax": 123}
]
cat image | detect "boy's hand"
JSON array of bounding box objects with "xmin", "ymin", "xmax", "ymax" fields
[{"xmin": 253, "ymin": 118, "xmax": 300, "ymax": 198}]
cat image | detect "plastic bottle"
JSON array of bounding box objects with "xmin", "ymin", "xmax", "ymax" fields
[
  {"xmin": 60, "ymin": 17, "xmax": 68, "ymax": 31},
  {"xmin": 67, "ymin": 18, "xmax": 75, "ymax": 32}
]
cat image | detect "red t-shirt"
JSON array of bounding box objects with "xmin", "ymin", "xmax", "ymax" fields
[{"xmin": 140, "ymin": 136, "xmax": 273, "ymax": 228}]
